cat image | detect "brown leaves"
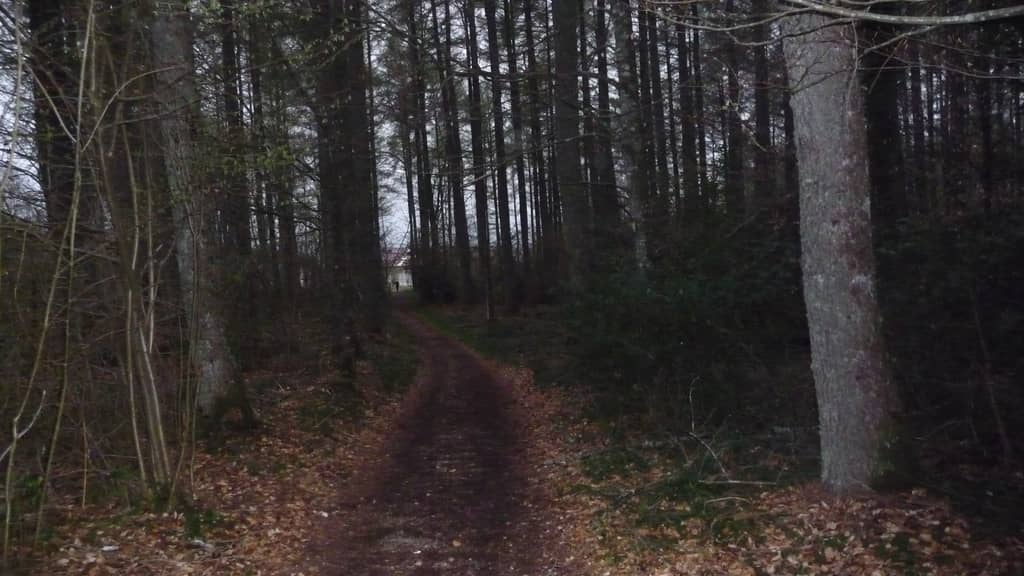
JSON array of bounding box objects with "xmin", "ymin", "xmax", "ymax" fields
[{"xmin": 30, "ymin": 363, "xmax": 403, "ymax": 576}]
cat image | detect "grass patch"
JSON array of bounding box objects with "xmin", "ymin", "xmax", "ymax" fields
[
  {"xmin": 366, "ymin": 317, "xmax": 419, "ymax": 395},
  {"xmin": 415, "ymin": 305, "xmax": 571, "ymax": 386},
  {"xmin": 581, "ymin": 446, "xmax": 650, "ymax": 482},
  {"xmin": 183, "ymin": 505, "xmax": 225, "ymax": 540}
]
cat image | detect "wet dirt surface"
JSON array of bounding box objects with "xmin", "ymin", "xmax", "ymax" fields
[{"xmin": 316, "ymin": 311, "xmax": 578, "ymax": 575}]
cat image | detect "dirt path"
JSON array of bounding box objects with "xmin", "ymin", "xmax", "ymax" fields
[{"xmin": 315, "ymin": 311, "xmax": 580, "ymax": 575}]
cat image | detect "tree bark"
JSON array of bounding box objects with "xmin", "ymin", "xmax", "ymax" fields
[
  {"xmin": 783, "ymin": 13, "xmax": 903, "ymax": 493},
  {"xmin": 151, "ymin": 0, "xmax": 242, "ymax": 421}
]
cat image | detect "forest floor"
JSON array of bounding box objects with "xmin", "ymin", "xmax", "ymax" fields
[{"xmin": 18, "ymin": 303, "xmax": 1024, "ymax": 575}]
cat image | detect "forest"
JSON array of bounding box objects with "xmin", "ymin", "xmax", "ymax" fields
[{"xmin": 0, "ymin": 0, "xmax": 1023, "ymax": 573}]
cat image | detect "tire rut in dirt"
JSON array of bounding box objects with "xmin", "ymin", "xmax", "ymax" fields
[{"xmin": 322, "ymin": 319, "xmax": 538, "ymax": 575}]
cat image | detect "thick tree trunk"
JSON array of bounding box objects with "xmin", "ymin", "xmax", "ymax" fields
[
  {"xmin": 342, "ymin": 0, "xmax": 384, "ymax": 333},
  {"xmin": 27, "ymin": 0, "xmax": 79, "ymax": 231},
  {"xmin": 151, "ymin": 0, "xmax": 242, "ymax": 421},
  {"xmin": 783, "ymin": 14, "xmax": 903, "ymax": 493}
]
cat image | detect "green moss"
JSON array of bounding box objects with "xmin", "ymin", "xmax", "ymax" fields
[{"xmin": 581, "ymin": 446, "xmax": 650, "ymax": 481}]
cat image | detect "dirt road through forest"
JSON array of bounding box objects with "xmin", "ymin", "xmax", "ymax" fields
[{"xmin": 315, "ymin": 310, "xmax": 579, "ymax": 575}]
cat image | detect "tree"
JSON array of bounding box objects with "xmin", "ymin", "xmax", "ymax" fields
[
  {"xmin": 610, "ymin": 0, "xmax": 648, "ymax": 270},
  {"xmin": 723, "ymin": 0, "xmax": 744, "ymax": 219},
  {"xmin": 151, "ymin": 0, "xmax": 245, "ymax": 426},
  {"xmin": 782, "ymin": 12, "xmax": 902, "ymax": 493},
  {"xmin": 751, "ymin": 0, "xmax": 774, "ymax": 217},
  {"xmin": 483, "ymin": 0, "xmax": 519, "ymax": 308},
  {"xmin": 464, "ymin": 0, "xmax": 495, "ymax": 317},
  {"xmin": 429, "ymin": 0, "xmax": 473, "ymax": 301},
  {"xmin": 553, "ymin": 0, "xmax": 587, "ymax": 284}
]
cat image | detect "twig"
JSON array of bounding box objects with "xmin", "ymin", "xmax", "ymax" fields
[{"xmin": 0, "ymin": 393, "xmax": 47, "ymax": 465}]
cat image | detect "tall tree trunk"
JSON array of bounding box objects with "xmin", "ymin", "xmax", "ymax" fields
[
  {"xmin": 431, "ymin": 0, "xmax": 474, "ymax": 300},
  {"xmin": 926, "ymin": 66, "xmax": 939, "ymax": 214},
  {"xmin": 408, "ymin": 1, "xmax": 436, "ymax": 301},
  {"xmin": 592, "ymin": 0, "xmax": 620, "ymax": 258},
  {"xmin": 503, "ymin": 0, "xmax": 531, "ymax": 288},
  {"xmin": 219, "ymin": 0, "xmax": 252, "ymax": 254},
  {"xmin": 523, "ymin": 0, "xmax": 553, "ymax": 295},
  {"xmin": 862, "ymin": 20, "xmax": 908, "ymax": 231},
  {"xmin": 343, "ymin": 0, "xmax": 384, "ymax": 332},
  {"xmin": 27, "ymin": 0, "xmax": 79, "ymax": 231},
  {"xmin": 781, "ymin": 66, "xmax": 800, "ymax": 238},
  {"xmin": 366, "ymin": 15, "xmax": 382, "ymax": 258},
  {"xmin": 249, "ymin": 14, "xmax": 276, "ymax": 267},
  {"xmin": 944, "ymin": 39, "xmax": 969, "ymax": 214},
  {"xmin": 483, "ymin": 0, "xmax": 519, "ymax": 309},
  {"xmin": 151, "ymin": 0, "xmax": 244, "ymax": 425},
  {"xmin": 909, "ymin": 42, "xmax": 927, "ymax": 214},
  {"xmin": 690, "ymin": 4, "xmax": 709, "ymax": 209},
  {"xmin": 723, "ymin": 0, "xmax": 744, "ymax": 219},
  {"xmin": 464, "ymin": 0, "xmax": 495, "ymax": 318},
  {"xmin": 975, "ymin": 46, "xmax": 995, "ymax": 213},
  {"xmin": 783, "ymin": 14, "xmax": 903, "ymax": 493},
  {"xmin": 664, "ymin": 25, "xmax": 681, "ymax": 216},
  {"xmin": 553, "ymin": 0, "xmax": 586, "ymax": 285},
  {"xmin": 610, "ymin": 0, "xmax": 648, "ymax": 271},
  {"xmin": 579, "ymin": 0, "xmax": 596, "ymax": 212},
  {"xmin": 752, "ymin": 0, "xmax": 773, "ymax": 218},
  {"xmin": 636, "ymin": 5, "xmax": 656, "ymax": 212},
  {"xmin": 676, "ymin": 22, "xmax": 700, "ymax": 222},
  {"xmin": 646, "ymin": 11, "xmax": 671, "ymax": 235}
]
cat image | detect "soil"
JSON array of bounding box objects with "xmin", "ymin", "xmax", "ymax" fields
[{"xmin": 313, "ymin": 311, "xmax": 580, "ymax": 575}]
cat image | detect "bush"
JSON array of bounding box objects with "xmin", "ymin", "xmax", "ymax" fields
[{"xmin": 567, "ymin": 228, "xmax": 814, "ymax": 432}]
